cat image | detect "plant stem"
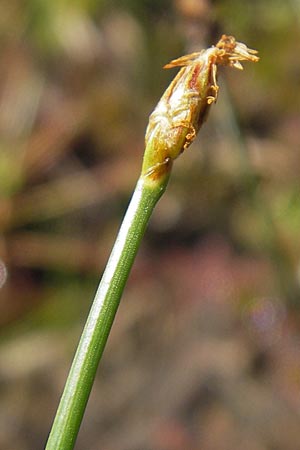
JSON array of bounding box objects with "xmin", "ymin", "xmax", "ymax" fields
[
  {"xmin": 46, "ymin": 35, "xmax": 258, "ymax": 449},
  {"xmin": 45, "ymin": 173, "xmax": 170, "ymax": 450}
]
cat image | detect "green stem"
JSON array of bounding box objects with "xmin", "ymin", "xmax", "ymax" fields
[
  {"xmin": 45, "ymin": 173, "xmax": 170, "ymax": 450},
  {"xmin": 45, "ymin": 34, "xmax": 258, "ymax": 449}
]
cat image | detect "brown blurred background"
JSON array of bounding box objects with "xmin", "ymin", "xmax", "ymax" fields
[{"xmin": 1, "ymin": 1, "xmax": 300, "ymax": 449}]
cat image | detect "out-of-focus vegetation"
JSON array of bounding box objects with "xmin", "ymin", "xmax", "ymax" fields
[{"xmin": 1, "ymin": 1, "xmax": 300, "ymax": 449}]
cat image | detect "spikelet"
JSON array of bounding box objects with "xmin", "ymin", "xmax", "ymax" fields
[{"xmin": 142, "ymin": 35, "xmax": 259, "ymax": 180}]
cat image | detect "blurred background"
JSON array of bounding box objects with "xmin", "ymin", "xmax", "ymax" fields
[{"xmin": 1, "ymin": 0, "xmax": 300, "ymax": 449}]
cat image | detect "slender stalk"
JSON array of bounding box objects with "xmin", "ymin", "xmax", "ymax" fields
[
  {"xmin": 45, "ymin": 173, "xmax": 170, "ymax": 450},
  {"xmin": 46, "ymin": 35, "xmax": 258, "ymax": 450}
]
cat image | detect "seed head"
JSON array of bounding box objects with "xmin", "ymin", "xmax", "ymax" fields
[{"xmin": 142, "ymin": 35, "xmax": 259, "ymax": 180}]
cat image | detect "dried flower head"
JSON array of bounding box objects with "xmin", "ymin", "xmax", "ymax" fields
[{"xmin": 142, "ymin": 35, "xmax": 259, "ymax": 180}]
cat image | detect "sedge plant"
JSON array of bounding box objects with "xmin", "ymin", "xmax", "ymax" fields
[{"xmin": 45, "ymin": 35, "xmax": 259, "ymax": 450}]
